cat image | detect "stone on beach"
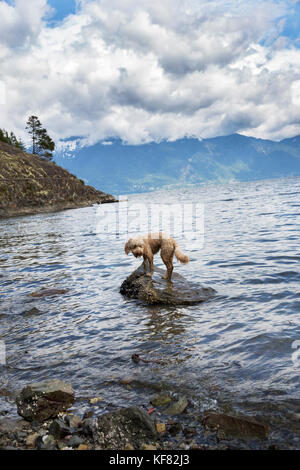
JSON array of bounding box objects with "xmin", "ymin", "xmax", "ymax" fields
[
  {"xmin": 202, "ymin": 412, "xmax": 269, "ymax": 440},
  {"xmin": 120, "ymin": 264, "xmax": 216, "ymax": 306},
  {"xmin": 163, "ymin": 397, "xmax": 189, "ymax": 416},
  {"xmin": 16, "ymin": 379, "xmax": 75, "ymax": 422},
  {"xmin": 93, "ymin": 407, "xmax": 158, "ymax": 449}
]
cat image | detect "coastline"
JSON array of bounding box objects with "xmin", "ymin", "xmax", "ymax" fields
[{"xmin": 0, "ymin": 197, "xmax": 118, "ymax": 220}]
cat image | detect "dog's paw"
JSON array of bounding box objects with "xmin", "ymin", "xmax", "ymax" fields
[{"xmin": 146, "ymin": 273, "xmax": 152, "ymax": 278}]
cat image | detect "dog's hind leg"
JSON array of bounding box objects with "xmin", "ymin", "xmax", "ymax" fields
[
  {"xmin": 161, "ymin": 248, "xmax": 174, "ymax": 281},
  {"xmin": 143, "ymin": 255, "xmax": 148, "ymax": 274}
]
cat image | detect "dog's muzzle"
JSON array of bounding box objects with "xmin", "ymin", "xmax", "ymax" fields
[{"xmin": 133, "ymin": 248, "xmax": 143, "ymax": 257}]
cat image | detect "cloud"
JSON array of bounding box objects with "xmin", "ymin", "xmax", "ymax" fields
[
  {"xmin": 1, "ymin": 0, "xmax": 300, "ymax": 145},
  {"xmin": 0, "ymin": 0, "xmax": 51, "ymax": 48}
]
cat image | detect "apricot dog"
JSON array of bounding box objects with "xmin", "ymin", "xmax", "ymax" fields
[{"xmin": 124, "ymin": 233, "xmax": 189, "ymax": 281}]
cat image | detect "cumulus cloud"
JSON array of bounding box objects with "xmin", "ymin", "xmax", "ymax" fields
[
  {"xmin": 0, "ymin": 0, "xmax": 51, "ymax": 48},
  {"xmin": 1, "ymin": 0, "xmax": 300, "ymax": 145}
]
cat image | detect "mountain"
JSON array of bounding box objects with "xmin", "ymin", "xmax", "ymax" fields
[
  {"xmin": 54, "ymin": 133, "xmax": 300, "ymax": 194},
  {"xmin": 0, "ymin": 140, "xmax": 116, "ymax": 218}
]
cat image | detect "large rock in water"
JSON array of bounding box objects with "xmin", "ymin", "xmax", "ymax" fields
[
  {"xmin": 120, "ymin": 264, "xmax": 216, "ymax": 306},
  {"xmin": 93, "ymin": 407, "xmax": 158, "ymax": 449},
  {"xmin": 16, "ymin": 379, "xmax": 75, "ymax": 422}
]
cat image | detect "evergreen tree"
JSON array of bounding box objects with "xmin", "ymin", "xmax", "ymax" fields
[
  {"xmin": 26, "ymin": 116, "xmax": 55, "ymax": 160},
  {"xmin": 0, "ymin": 128, "xmax": 25, "ymax": 150},
  {"xmin": 36, "ymin": 128, "xmax": 55, "ymax": 161},
  {"xmin": 26, "ymin": 115, "xmax": 42, "ymax": 154}
]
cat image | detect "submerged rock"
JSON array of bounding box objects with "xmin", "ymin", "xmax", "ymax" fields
[
  {"xmin": 120, "ymin": 264, "xmax": 216, "ymax": 306},
  {"xmin": 22, "ymin": 307, "xmax": 43, "ymax": 317},
  {"xmin": 29, "ymin": 288, "xmax": 69, "ymax": 298},
  {"xmin": 164, "ymin": 397, "xmax": 189, "ymax": 416},
  {"xmin": 150, "ymin": 393, "xmax": 172, "ymax": 407},
  {"xmin": 16, "ymin": 379, "xmax": 75, "ymax": 422},
  {"xmin": 202, "ymin": 412, "xmax": 269, "ymax": 440},
  {"xmin": 94, "ymin": 407, "xmax": 158, "ymax": 449}
]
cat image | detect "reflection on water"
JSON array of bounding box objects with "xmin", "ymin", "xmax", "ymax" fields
[{"xmin": 0, "ymin": 176, "xmax": 300, "ymax": 445}]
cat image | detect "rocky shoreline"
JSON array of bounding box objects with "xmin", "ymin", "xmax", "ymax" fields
[{"xmin": 1, "ymin": 378, "xmax": 291, "ymax": 451}]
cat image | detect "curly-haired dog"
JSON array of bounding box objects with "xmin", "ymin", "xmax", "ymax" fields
[{"xmin": 124, "ymin": 232, "xmax": 189, "ymax": 281}]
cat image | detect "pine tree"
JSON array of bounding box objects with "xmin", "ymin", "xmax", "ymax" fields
[
  {"xmin": 36, "ymin": 128, "xmax": 55, "ymax": 161},
  {"xmin": 0, "ymin": 128, "xmax": 25, "ymax": 149},
  {"xmin": 26, "ymin": 115, "xmax": 42, "ymax": 154},
  {"xmin": 26, "ymin": 116, "xmax": 55, "ymax": 160}
]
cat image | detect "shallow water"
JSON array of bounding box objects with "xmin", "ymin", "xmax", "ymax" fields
[{"xmin": 0, "ymin": 176, "xmax": 299, "ymax": 447}]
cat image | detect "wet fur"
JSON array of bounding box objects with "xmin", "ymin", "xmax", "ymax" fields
[{"xmin": 124, "ymin": 232, "xmax": 189, "ymax": 281}]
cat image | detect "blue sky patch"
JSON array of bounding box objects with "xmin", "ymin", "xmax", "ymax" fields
[{"xmin": 47, "ymin": 0, "xmax": 77, "ymax": 23}]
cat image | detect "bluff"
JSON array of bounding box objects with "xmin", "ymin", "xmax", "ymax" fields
[{"xmin": 0, "ymin": 141, "xmax": 116, "ymax": 218}]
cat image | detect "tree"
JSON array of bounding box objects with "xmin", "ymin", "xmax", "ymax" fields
[
  {"xmin": 26, "ymin": 115, "xmax": 55, "ymax": 160},
  {"xmin": 26, "ymin": 115, "xmax": 42, "ymax": 154},
  {"xmin": 36, "ymin": 128, "xmax": 55, "ymax": 161},
  {"xmin": 0, "ymin": 128, "xmax": 25, "ymax": 150}
]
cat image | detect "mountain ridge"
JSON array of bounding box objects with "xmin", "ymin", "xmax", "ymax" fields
[{"xmin": 54, "ymin": 133, "xmax": 300, "ymax": 194}]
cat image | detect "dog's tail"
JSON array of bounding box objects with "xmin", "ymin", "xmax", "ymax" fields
[{"xmin": 174, "ymin": 242, "xmax": 189, "ymax": 264}]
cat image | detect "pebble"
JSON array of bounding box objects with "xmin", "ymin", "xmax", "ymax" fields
[
  {"xmin": 120, "ymin": 377, "xmax": 135, "ymax": 385},
  {"xmin": 77, "ymin": 444, "xmax": 88, "ymax": 450},
  {"xmin": 156, "ymin": 423, "xmax": 166, "ymax": 433},
  {"xmin": 89, "ymin": 397, "xmax": 102, "ymax": 404},
  {"xmin": 124, "ymin": 443, "xmax": 135, "ymax": 450},
  {"xmin": 26, "ymin": 432, "xmax": 39, "ymax": 448},
  {"xmin": 141, "ymin": 444, "xmax": 157, "ymax": 450},
  {"xmin": 68, "ymin": 435, "xmax": 84, "ymax": 448},
  {"xmin": 64, "ymin": 414, "xmax": 82, "ymax": 428}
]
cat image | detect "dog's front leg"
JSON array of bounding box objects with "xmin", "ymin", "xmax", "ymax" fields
[
  {"xmin": 145, "ymin": 255, "xmax": 154, "ymax": 277},
  {"xmin": 143, "ymin": 255, "xmax": 148, "ymax": 274}
]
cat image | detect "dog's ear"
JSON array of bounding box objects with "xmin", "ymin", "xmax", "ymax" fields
[{"xmin": 124, "ymin": 241, "xmax": 130, "ymax": 255}]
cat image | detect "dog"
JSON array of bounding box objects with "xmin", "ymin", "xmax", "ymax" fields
[{"xmin": 124, "ymin": 232, "xmax": 189, "ymax": 281}]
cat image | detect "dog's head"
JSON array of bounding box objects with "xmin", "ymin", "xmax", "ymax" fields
[{"xmin": 125, "ymin": 238, "xmax": 144, "ymax": 258}]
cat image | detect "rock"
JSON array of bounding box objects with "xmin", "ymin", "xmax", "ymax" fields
[
  {"xmin": 0, "ymin": 418, "xmax": 29, "ymax": 434},
  {"xmin": 35, "ymin": 434, "xmax": 57, "ymax": 450},
  {"xmin": 164, "ymin": 397, "xmax": 188, "ymax": 416},
  {"xmin": 155, "ymin": 423, "xmax": 166, "ymax": 433},
  {"xmin": 81, "ymin": 418, "xmax": 94, "ymax": 437},
  {"xmin": 94, "ymin": 407, "xmax": 158, "ymax": 449},
  {"xmin": 82, "ymin": 410, "xmax": 94, "ymax": 420},
  {"xmin": 22, "ymin": 307, "xmax": 43, "ymax": 317},
  {"xmin": 29, "ymin": 288, "xmax": 69, "ymax": 298},
  {"xmin": 150, "ymin": 393, "xmax": 172, "ymax": 407},
  {"xmin": 202, "ymin": 412, "xmax": 269, "ymax": 440},
  {"xmin": 89, "ymin": 397, "xmax": 102, "ymax": 405},
  {"xmin": 16, "ymin": 379, "xmax": 75, "ymax": 422},
  {"xmin": 68, "ymin": 435, "xmax": 84, "ymax": 448},
  {"xmin": 124, "ymin": 443, "xmax": 135, "ymax": 450},
  {"xmin": 120, "ymin": 264, "xmax": 216, "ymax": 306},
  {"xmin": 64, "ymin": 414, "xmax": 82, "ymax": 429},
  {"xmin": 26, "ymin": 432, "xmax": 39, "ymax": 448},
  {"xmin": 167, "ymin": 422, "xmax": 182, "ymax": 436},
  {"xmin": 141, "ymin": 444, "xmax": 157, "ymax": 450},
  {"xmin": 49, "ymin": 419, "xmax": 71, "ymax": 439},
  {"xmin": 77, "ymin": 444, "xmax": 88, "ymax": 450},
  {"xmin": 120, "ymin": 377, "xmax": 135, "ymax": 385}
]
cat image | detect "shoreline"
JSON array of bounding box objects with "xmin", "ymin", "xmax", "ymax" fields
[
  {"xmin": 0, "ymin": 198, "xmax": 118, "ymax": 220},
  {"xmin": 0, "ymin": 378, "xmax": 297, "ymax": 451}
]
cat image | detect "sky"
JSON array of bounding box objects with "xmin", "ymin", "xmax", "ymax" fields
[{"xmin": 1, "ymin": 0, "xmax": 300, "ymax": 146}]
